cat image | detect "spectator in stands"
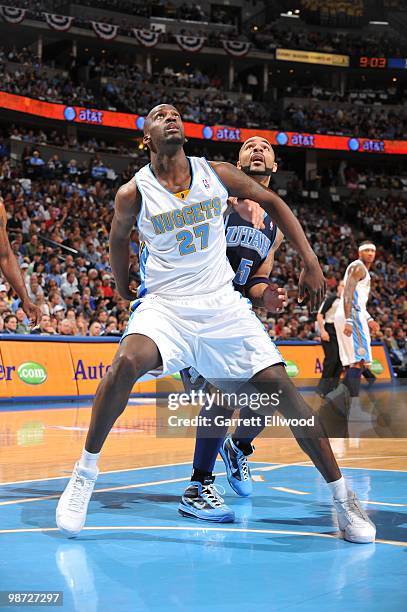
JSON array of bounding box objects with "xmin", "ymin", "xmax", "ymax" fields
[
  {"xmin": 61, "ymin": 271, "xmax": 79, "ymax": 298},
  {"xmin": 88, "ymin": 321, "xmax": 102, "ymax": 337},
  {"xmin": 52, "ymin": 303, "xmax": 66, "ymax": 320},
  {"xmin": 3, "ymin": 314, "xmax": 18, "ymax": 334},
  {"xmin": 15, "ymin": 307, "xmax": 29, "ymax": 334},
  {"xmin": 30, "ymin": 313, "xmax": 56, "ymax": 335},
  {"xmin": 26, "ymin": 273, "xmax": 44, "ymax": 304},
  {"xmin": 28, "ymin": 150, "xmax": 45, "ymax": 176},
  {"xmin": 101, "ymin": 274, "xmax": 114, "ymax": 299},
  {"xmin": 57, "ymin": 318, "xmax": 74, "ymax": 336}
]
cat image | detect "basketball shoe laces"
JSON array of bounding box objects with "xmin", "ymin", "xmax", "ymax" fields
[
  {"xmin": 340, "ymin": 492, "xmax": 371, "ymax": 525},
  {"xmin": 201, "ymin": 483, "xmax": 226, "ymax": 508},
  {"xmin": 237, "ymin": 452, "xmax": 250, "ymax": 480},
  {"xmin": 67, "ymin": 473, "xmax": 95, "ymax": 513}
]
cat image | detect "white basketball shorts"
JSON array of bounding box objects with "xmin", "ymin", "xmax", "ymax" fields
[
  {"xmin": 122, "ymin": 283, "xmax": 284, "ymax": 383},
  {"xmin": 334, "ymin": 308, "xmax": 372, "ymax": 367}
]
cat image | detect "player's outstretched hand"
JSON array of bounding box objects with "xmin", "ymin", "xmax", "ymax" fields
[
  {"xmin": 298, "ymin": 258, "xmax": 326, "ymax": 312},
  {"xmin": 22, "ymin": 299, "xmax": 42, "ymax": 328},
  {"xmin": 263, "ymin": 284, "xmax": 288, "ymax": 313},
  {"xmin": 368, "ymin": 319, "xmax": 380, "ymax": 335},
  {"xmin": 230, "ymin": 198, "xmax": 265, "ymax": 230}
]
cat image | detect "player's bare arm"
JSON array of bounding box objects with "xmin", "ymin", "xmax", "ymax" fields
[
  {"xmin": 342, "ymin": 262, "xmax": 366, "ymax": 336},
  {"xmin": 109, "ymin": 180, "xmax": 141, "ymax": 301},
  {"xmin": 247, "ymin": 230, "xmax": 287, "ymax": 311},
  {"xmin": 0, "ymin": 199, "xmax": 41, "ymax": 326},
  {"xmin": 211, "ymin": 161, "xmax": 325, "ymax": 310},
  {"xmin": 316, "ymin": 312, "xmax": 329, "ymax": 342}
]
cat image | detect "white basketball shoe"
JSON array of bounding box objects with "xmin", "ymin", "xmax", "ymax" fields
[
  {"xmin": 334, "ymin": 490, "xmax": 376, "ymax": 543},
  {"xmin": 56, "ymin": 462, "xmax": 98, "ymax": 537}
]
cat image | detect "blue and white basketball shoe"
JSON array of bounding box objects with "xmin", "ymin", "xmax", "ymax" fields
[
  {"xmin": 178, "ymin": 478, "xmax": 235, "ymax": 523},
  {"xmin": 219, "ymin": 435, "xmax": 253, "ymax": 497}
]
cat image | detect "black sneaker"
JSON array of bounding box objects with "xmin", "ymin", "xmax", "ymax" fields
[{"xmin": 178, "ymin": 478, "xmax": 235, "ymax": 522}]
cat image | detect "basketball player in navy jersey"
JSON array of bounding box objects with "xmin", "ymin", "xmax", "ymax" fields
[{"xmin": 56, "ymin": 105, "xmax": 375, "ymax": 544}]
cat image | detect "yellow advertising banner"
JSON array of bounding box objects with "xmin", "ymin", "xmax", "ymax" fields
[
  {"xmin": 0, "ymin": 340, "xmax": 393, "ymax": 400},
  {"xmin": 68, "ymin": 341, "xmax": 159, "ymax": 397},
  {"xmin": 276, "ymin": 48, "xmax": 350, "ymax": 67},
  {"xmin": 69, "ymin": 341, "xmax": 118, "ymax": 396},
  {"xmin": 0, "ymin": 340, "xmax": 77, "ymax": 398}
]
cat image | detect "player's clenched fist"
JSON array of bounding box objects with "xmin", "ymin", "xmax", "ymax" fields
[
  {"xmin": 262, "ymin": 284, "xmax": 288, "ymax": 313},
  {"xmin": 368, "ymin": 319, "xmax": 380, "ymax": 335}
]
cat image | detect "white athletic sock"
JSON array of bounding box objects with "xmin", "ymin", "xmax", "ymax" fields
[
  {"xmin": 78, "ymin": 449, "xmax": 100, "ymax": 475},
  {"xmin": 328, "ymin": 476, "xmax": 348, "ymax": 501}
]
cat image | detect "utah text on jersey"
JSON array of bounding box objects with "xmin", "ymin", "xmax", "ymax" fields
[{"xmin": 226, "ymin": 224, "xmax": 272, "ymax": 259}]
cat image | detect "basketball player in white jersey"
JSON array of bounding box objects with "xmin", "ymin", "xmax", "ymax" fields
[
  {"xmin": 334, "ymin": 241, "xmax": 380, "ymax": 399},
  {"xmin": 56, "ymin": 105, "xmax": 375, "ymax": 543}
]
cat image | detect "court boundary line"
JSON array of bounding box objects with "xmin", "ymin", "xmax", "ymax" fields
[
  {"xmin": 1, "ymin": 456, "xmax": 406, "ymax": 487},
  {"xmin": 1, "ymin": 462, "xmax": 406, "ymax": 508},
  {"xmin": 0, "ymin": 525, "xmax": 405, "ymax": 548},
  {"xmin": 0, "ymin": 466, "xmax": 286, "ymax": 506},
  {"xmin": 0, "ymin": 461, "xmax": 193, "ymax": 486},
  {"xmin": 254, "ymin": 458, "xmax": 407, "ymax": 473}
]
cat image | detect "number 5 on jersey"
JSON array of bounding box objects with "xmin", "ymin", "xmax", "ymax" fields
[
  {"xmin": 234, "ymin": 258, "xmax": 253, "ymax": 285},
  {"xmin": 176, "ymin": 223, "xmax": 210, "ymax": 256}
]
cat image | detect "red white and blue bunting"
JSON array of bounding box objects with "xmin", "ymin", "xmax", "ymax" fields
[
  {"xmin": 91, "ymin": 21, "xmax": 119, "ymax": 41},
  {"xmin": 0, "ymin": 5, "xmax": 26, "ymax": 24},
  {"xmin": 133, "ymin": 29, "xmax": 161, "ymax": 48},
  {"xmin": 0, "ymin": 10, "xmax": 254, "ymax": 59},
  {"xmin": 44, "ymin": 13, "xmax": 74, "ymax": 32},
  {"xmin": 221, "ymin": 40, "xmax": 251, "ymax": 58},
  {"xmin": 174, "ymin": 35, "xmax": 206, "ymax": 53}
]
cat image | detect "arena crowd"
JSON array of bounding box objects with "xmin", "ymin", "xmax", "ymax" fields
[
  {"xmin": 0, "ymin": 150, "xmax": 405, "ymax": 376},
  {"xmin": 2, "ymin": 54, "xmax": 406, "ymax": 140}
]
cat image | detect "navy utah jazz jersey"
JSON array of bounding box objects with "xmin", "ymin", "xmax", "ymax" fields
[{"xmin": 225, "ymin": 211, "xmax": 278, "ymax": 292}]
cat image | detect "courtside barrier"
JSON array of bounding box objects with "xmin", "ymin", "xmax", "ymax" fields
[{"xmin": 0, "ymin": 336, "xmax": 393, "ymax": 402}]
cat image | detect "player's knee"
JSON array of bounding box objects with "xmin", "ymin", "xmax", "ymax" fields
[
  {"xmin": 111, "ymin": 352, "xmax": 145, "ymax": 382},
  {"xmin": 253, "ymin": 362, "xmax": 287, "ymax": 383}
]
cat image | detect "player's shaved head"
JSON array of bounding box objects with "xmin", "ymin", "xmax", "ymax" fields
[{"xmin": 239, "ymin": 136, "xmax": 274, "ymax": 157}]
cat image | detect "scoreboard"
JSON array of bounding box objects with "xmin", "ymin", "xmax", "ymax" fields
[
  {"xmin": 358, "ymin": 56, "xmax": 387, "ymax": 68},
  {"xmin": 354, "ymin": 56, "xmax": 407, "ymax": 69}
]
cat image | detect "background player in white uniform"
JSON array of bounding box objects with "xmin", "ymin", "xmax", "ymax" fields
[
  {"xmin": 56, "ymin": 104, "xmax": 375, "ymax": 544},
  {"xmin": 334, "ymin": 242, "xmax": 380, "ymax": 400}
]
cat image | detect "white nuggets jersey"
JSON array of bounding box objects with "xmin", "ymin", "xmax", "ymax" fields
[
  {"xmin": 134, "ymin": 156, "xmax": 234, "ymax": 296},
  {"xmin": 339, "ymin": 259, "xmax": 371, "ymax": 314},
  {"xmin": 335, "ymin": 259, "xmax": 372, "ymax": 366}
]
